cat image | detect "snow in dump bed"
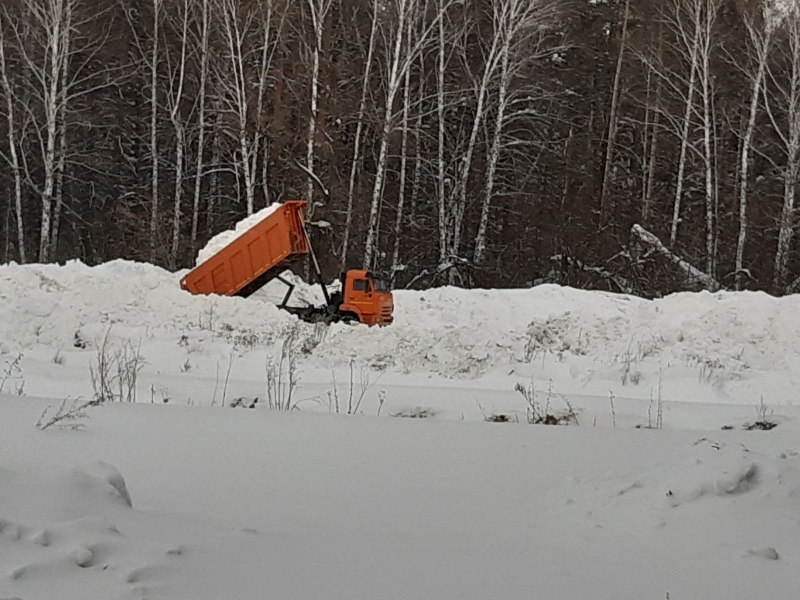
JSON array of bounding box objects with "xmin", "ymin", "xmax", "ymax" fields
[{"xmin": 196, "ymin": 203, "xmax": 282, "ymax": 265}]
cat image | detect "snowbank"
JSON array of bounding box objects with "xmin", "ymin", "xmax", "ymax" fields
[
  {"xmin": 196, "ymin": 203, "xmax": 282, "ymax": 265},
  {"xmin": 3, "ymin": 258, "xmax": 800, "ymax": 383},
  {"xmin": 0, "ymin": 259, "xmax": 297, "ymax": 352}
]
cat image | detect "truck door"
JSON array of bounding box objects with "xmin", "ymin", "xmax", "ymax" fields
[{"xmin": 347, "ymin": 277, "xmax": 375, "ymax": 319}]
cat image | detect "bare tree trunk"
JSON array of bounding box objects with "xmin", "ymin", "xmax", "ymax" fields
[
  {"xmin": 305, "ymin": 0, "xmax": 332, "ymax": 208},
  {"xmin": 169, "ymin": 0, "xmax": 190, "ymax": 270},
  {"xmin": 150, "ymin": 0, "xmax": 162, "ymax": 262},
  {"xmin": 599, "ymin": 0, "xmax": 630, "ymax": 222},
  {"xmin": 250, "ymin": 0, "xmax": 275, "ymax": 212},
  {"xmin": 207, "ymin": 114, "xmax": 221, "ymax": 236},
  {"xmin": 0, "ymin": 19, "xmax": 26, "ymax": 263},
  {"xmin": 643, "ymin": 26, "xmax": 662, "ymax": 226},
  {"xmin": 50, "ymin": 0, "xmax": 72, "ymax": 260},
  {"xmin": 363, "ymin": 0, "xmax": 411, "ymax": 270},
  {"xmin": 409, "ymin": 98, "xmax": 423, "ymax": 225},
  {"xmin": 632, "ymin": 224, "xmax": 720, "ymax": 291},
  {"xmin": 191, "ymin": 0, "xmax": 210, "ymax": 252},
  {"xmin": 670, "ymin": 11, "xmax": 700, "ymax": 248},
  {"xmin": 736, "ymin": 24, "xmax": 771, "ymax": 289},
  {"xmin": 436, "ymin": 0, "xmax": 447, "ymax": 265},
  {"xmin": 474, "ymin": 48, "xmax": 510, "ymax": 265},
  {"xmin": 772, "ymin": 20, "xmax": 800, "ymax": 289},
  {"xmin": 38, "ymin": 0, "xmax": 68, "ymax": 262},
  {"xmin": 391, "ymin": 14, "xmax": 414, "ymax": 284},
  {"xmin": 342, "ymin": 0, "xmax": 378, "ymax": 269}
]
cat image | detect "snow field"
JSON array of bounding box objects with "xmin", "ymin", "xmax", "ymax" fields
[
  {"xmin": 1, "ymin": 398, "xmax": 799, "ymax": 599},
  {"xmin": 3, "ymin": 259, "xmax": 800, "ymax": 414},
  {"xmin": 4, "ymin": 258, "xmax": 800, "ymax": 598}
]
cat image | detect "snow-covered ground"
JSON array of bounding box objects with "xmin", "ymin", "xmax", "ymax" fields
[{"xmin": 2, "ymin": 259, "xmax": 800, "ymax": 599}]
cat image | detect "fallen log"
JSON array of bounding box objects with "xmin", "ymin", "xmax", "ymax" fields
[{"xmin": 630, "ymin": 224, "xmax": 722, "ymax": 292}]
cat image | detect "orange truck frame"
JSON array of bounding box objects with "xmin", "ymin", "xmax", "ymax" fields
[{"xmin": 180, "ymin": 200, "xmax": 393, "ymax": 326}]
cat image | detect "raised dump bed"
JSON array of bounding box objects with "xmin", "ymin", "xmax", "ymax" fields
[{"xmin": 180, "ymin": 200, "xmax": 309, "ymax": 298}]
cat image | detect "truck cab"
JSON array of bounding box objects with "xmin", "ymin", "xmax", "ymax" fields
[{"xmin": 335, "ymin": 270, "xmax": 394, "ymax": 326}]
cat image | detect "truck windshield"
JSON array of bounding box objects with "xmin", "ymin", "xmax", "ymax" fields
[{"xmin": 372, "ymin": 278, "xmax": 390, "ymax": 293}]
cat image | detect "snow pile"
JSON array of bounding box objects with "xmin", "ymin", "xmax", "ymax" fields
[
  {"xmin": 0, "ymin": 260, "xmax": 297, "ymax": 352},
  {"xmin": 4, "ymin": 258, "xmax": 800, "ymax": 384},
  {"xmin": 316, "ymin": 284, "xmax": 800, "ymax": 378},
  {"xmin": 196, "ymin": 203, "xmax": 282, "ymax": 265}
]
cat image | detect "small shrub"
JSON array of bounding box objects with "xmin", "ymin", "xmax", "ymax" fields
[
  {"xmin": 36, "ymin": 396, "xmax": 103, "ymax": 431},
  {"xmin": 0, "ymin": 353, "xmax": 24, "ymax": 396},
  {"xmin": 265, "ymin": 327, "xmax": 300, "ymax": 410},
  {"xmin": 89, "ymin": 328, "xmax": 145, "ymax": 403},
  {"xmin": 180, "ymin": 358, "xmax": 192, "ymax": 373},
  {"xmin": 745, "ymin": 397, "xmax": 777, "ymax": 431},
  {"xmin": 514, "ymin": 380, "xmax": 578, "ymax": 426}
]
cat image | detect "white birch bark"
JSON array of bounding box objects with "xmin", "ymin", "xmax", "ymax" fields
[
  {"xmin": 169, "ymin": 0, "xmax": 190, "ymax": 270},
  {"xmin": 50, "ymin": 0, "xmax": 72, "ymax": 259},
  {"xmin": 391, "ymin": 13, "xmax": 414, "ymax": 283},
  {"xmin": 473, "ymin": 41, "xmax": 510, "ymax": 265},
  {"xmin": 37, "ymin": 0, "xmax": 67, "ymax": 262},
  {"xmin": 150, "ymin": 0, "xmax": 162, "ymax": 262},
  {"xmin": 436, "ymin": 0, "xmax": 447, "ymax": 265},
  {"xmin": 770, "ymin": 16, "xmax": 800, "ymax": 288},
  {"xmin": 304, "ymin": 0, "xmax": 333, "ymax": 209},
  {"xmin": 599, "ymin": 0, "xmax": 630, "ymax": 221},
  {"xmin": 0, "ymin": 18, "xmax": 26, "ymax": 263},
  {"xmin": 735, "ymin": 15, "xmax": 772, "ymax": 289},
  {"xmin": 362, "ymin": 0, "xmax": 412, "ymax": 270},
  {"xmin": 670, "ymin": 3, "xmax": 700, "ymax": 248},
  {"xmin": 341, "ymin": 0, "xmax": 378, "ymax": 269},
  {"xmin": 191, "ymin": 0, "xmax": 210, "ymax": 250}
]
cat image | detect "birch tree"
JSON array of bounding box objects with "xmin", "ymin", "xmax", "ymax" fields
[
  {"xmin": 303, "ymin": 0, "xmax": 334, "ymax": 209},
  {"xmin": 150, "ymin": 0, "xmax": 162, "ymax": 261},
  {"xmin": 217, "ymin": 0, "xmax": 283, "ymax": 216},
  {"xmin": 473, "ymin": 0, "xmax": 557, "ymax": 265},
  {"xmin": 165, "ymin": 0, "xmax": 190, "ymax": 270},
  {"xmin": 191, "ymin": 0, "xmax": 211, "ymax": 251},
  {"xmin": 734, "ymin": 2, "xmax": 781, "ymax": 289},
  {"xmin": 0, "ymin": 14, "xmax": 26, "ymax": 263},
  {"xmin": 765, "ymin": 3, "xmax": 800, "ymax": 288},
  {"xmin": 363, "ymin": 0, "xmax": 456, "ymax": 270},
  {"xmin": 9, "ymin": 0, "xmax": 73, "ymax": 262},
  {"xmin": 49, "ymin": 0, "xmax": 71, "ymax": 258},
  {"xmin": 341, "ymin": 0, "xmax": 379, "ymax": 270},
  {"xmin": 390, "ymin": 10, "xmax": 415, "ymax": 282},
  {"xmin": 643, "ymin": 0, "xmax": 720, "ymax": 274},
  {"xmin": 599, "ymin": 0, "xmax": 631, "ymax": 222}
]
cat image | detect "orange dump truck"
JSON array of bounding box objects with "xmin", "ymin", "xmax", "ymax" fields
[{"xmin": 180, "ymin": 200, "xmax": 393, "ymax": 326}]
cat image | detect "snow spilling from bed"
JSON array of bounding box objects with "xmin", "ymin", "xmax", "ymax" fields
[{"xmin": 196, "ymin": 203, "xmax": 282, "ymax": 265}]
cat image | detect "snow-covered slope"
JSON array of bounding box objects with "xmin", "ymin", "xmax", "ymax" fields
[
  {"xmin": 3, "ymin": 258, "xmax": 800, "ymax": 599},
  {"xmin": 1, "ymin": 397, "xmax": 799, "ymax": 600},
  {"xmin": 3, "ymin": 259, "xmax": 800, "ymax": 397}
]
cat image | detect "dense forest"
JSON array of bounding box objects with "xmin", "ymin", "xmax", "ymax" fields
[{"xmin": 1, "ymin": 0, "xmax": 799, "ymax": 295}]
